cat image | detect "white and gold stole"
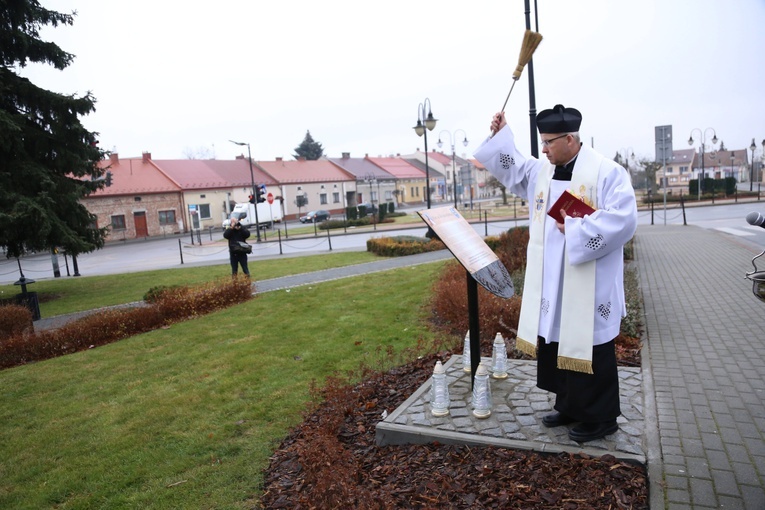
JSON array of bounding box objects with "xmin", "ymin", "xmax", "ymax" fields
[{"xmin": 516, "ymin": 148, "xmax": 604, "ymax": 374}]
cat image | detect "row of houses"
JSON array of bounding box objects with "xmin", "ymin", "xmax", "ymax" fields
[
  {"xmin": 84, "ymin": 151, "xmax": 494, "ymax": 241},
  {"xmin": 655, "ymin": 147, "xmax": 763, "ymax": 195}
]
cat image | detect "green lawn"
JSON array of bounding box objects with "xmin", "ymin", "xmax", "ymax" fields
[
  {"xmin": 0, "ymin": 258, "xmax": 446, "ymax": 509},
  {"xmin": 0, "ymin": 251, "xmax": 381, "ymax": 317}
]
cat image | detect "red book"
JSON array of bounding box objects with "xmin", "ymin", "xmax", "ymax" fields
[{"xmin": 547, "ymin": 189, "xmax": 596, "ymax": 223}]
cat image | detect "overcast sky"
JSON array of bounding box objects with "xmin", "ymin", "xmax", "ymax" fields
[{"xmin": 20, "ymin": 0, "xmax": 765, "ymax": 166}]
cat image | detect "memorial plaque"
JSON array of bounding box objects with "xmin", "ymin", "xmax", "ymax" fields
[{"xmin": 418, "ymin": 206, "xmax": 514, "ymax": 299}]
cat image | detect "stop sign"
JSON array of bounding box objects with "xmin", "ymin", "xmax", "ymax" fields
[{"xmin": 266, "ymin": 192, "xmax": 274, "ymax": 204}]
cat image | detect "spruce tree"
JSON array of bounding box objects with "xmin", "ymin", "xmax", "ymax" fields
[
  {"xmin": 293, "ymin": 130, "xmax": 324, "ymax": 160},
  {"xmin": 0, "ymin": 2, "xmax": 107, "ymax": 259}
]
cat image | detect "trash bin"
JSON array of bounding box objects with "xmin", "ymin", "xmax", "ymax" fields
[{"xmin": 15, "ymin": 292, "xmax": 41, "ymax": 321}]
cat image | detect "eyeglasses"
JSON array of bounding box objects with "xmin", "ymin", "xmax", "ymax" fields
[{"xmin": 540, "ymin": 134, "xmax": 569, "ymax": 147}]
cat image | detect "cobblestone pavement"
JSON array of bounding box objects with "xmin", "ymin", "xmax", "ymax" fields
[{"xmin": 376, "ymin": 356, "xmax": 645, "ymax": 462}]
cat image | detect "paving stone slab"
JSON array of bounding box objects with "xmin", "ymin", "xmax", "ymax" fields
[{"xmin": 375, "ymin": 355, "xmax": 645, "ymax": 463}]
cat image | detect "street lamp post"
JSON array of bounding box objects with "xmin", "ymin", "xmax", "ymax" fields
[
  {"xmin": 364, "ymin": 173, "xmax": 378, "ymax": 228},
  {"xmin": 618, "ymin": 147, "xmax": 635, "ymax": 187},
  {"xmin": 229, "ymin": 140, "xmax": 261, "ymax": 241},
  {"xmin": 413, "ymin": 98, "xmax": 437, "ymax": 209},
  {"xmin": 750, "ymin": 138, "xmax": 761, "ymax": 192},
  {"xmin": 437, "ymin": 129, "xmax": 468, "ymax": 208},
  {"xmin": 761, "ymin": 139, "xmax": 765, "ymax": 191},
  {"xmin": 688, "ymin": 128, "xmax": 718, "ymax": 201},
  {"xmin": 730, "ymin": 151, "xmax": 735, "ymax": 180}
]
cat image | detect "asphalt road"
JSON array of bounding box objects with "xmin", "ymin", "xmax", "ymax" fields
[{"xmin": 2, "ymin": 200, "xmax": 764, "ymax": 285}]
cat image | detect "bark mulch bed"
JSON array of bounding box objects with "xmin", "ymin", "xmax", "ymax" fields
[{"xmin": 258, "ymin": 338, "xmax": 648, "ymax": 509}]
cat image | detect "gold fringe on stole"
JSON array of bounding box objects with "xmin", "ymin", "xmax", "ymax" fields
[
  {"xmin": 557, "ymin": 355, "xmax": 593, "ymax": 375},
  {"xmin": 516, "ymin": 336, "xmax": 537, "ymax": 358}
]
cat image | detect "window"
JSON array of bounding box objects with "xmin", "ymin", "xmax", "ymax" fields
[
  {"xmin": 680, "ymin": 166, "xmax": 688, "ymax": 174},
  {"xmin": 385, "ymin": 190, "xmax": 392, "ymax": 200},
  {"xmin": 320, "ymin": 193, "xmax": 328, "ymax": 205},
  {"xmin": 333, "ymin": 192, "xmax": 340, "ymax": 203},
  {"xmin": 371, "ymin": 191, "xmax": 377, "ymax": 202},
  {"xmin": 198, "ymin": 204, "xmax": 211, "ymax": 219},
  {"xmin": 159, "ymin": 210, "xmax": 176, "ymax": 225},
  {"xmin": 666, "ymin": 167, "xmax": 673, "ymax": 174},
  {"xmin": 111, "ymin": 215, "xmax": 126, "ymax": 230}
]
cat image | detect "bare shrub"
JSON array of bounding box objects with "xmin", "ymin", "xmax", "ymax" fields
[
  {"xmin": 430, "ymin": 260, "xmax": 524, "ymax": 355},
  {"xmin": 0, "ymin": 304, "xmax": 33, "ymax": 341}
]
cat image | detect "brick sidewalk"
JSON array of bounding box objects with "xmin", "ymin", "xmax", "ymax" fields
[{"xmin": 636, "ymin": 225, "xmax": 765, "ymax": 509}]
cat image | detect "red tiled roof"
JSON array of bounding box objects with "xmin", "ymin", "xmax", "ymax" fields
[
  {"xmin": 205, "ymin": 159, "xmax": 277, "ymax": 187},
  {"xmin": 366, "ymin": 157, "xmax": 425, "ymax": 179},
  {"xmin": 154, "ymin": 159, "xmax": 232, "ymax": 189},
  {"xmin": 91, "ymin": 156, "xmax": 180, "ymax": 195},
  {"xmin": 403, "ymin": 158, "xmax": 445, "ymax": 178},
  {"xmin": 257, "ymin": 158, "xmax": 355, "ymax": 184}
]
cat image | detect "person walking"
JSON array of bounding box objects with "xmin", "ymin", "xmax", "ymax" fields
[
  {"xmin": 223, "ymin": 218, "xmax": 251, "ymax": 276},
  {"xmin": 473, "ymin": 105, "xmax": 638, "ymax": 442}
]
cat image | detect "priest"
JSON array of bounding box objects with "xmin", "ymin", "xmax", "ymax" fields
[{"xmin": 473, "ymin": 105, "xmax": 637, "ymax": 442}]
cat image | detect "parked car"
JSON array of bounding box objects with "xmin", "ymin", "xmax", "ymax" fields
[
  {"xmin": 357, "ymin": 203, "xmax": 378, "ymax": 215},
  {"xmin": 299, "ymin": 210, "xmax": 331, "ymax": 223}
]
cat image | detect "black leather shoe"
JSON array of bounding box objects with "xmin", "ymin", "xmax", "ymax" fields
[
  {"xmin": 541, "ymin": 412, "xmax": 576, "ymax": 428},
  {"xmin": 568, "ymin": 420, "xmax": 618, "ymax": 442}
]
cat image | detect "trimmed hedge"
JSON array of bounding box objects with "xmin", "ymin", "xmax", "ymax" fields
[
  {"xmin": 0, "ymin": 276, "xmax": 253, "ymax": 370},
  {"xmin": 319, "ymin": 217, "xmax": 397, "ymax": 230},
  {"xmin": 366, "ymin": 236, "xmax": 445, "ymax": 257}
]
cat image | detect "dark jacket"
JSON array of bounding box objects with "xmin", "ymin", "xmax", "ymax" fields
[{"xmin": 223, "ymin": 224, "xmax": 251, "ymax": 252}]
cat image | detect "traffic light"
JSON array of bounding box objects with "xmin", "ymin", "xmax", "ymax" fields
[
  {"xmin": 105, "ymin": 171, "xmax": 113, "ymax": 187},
  {"xmin": 256, "ymin": 184, "xmax": 266, "ymax": 203}
]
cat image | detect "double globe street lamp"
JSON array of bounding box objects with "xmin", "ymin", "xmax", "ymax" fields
[
  {"xmin": 749, "ymin": 138, "xmax": 765, "ymax": 192},
  {"xmin": 688, "ymin": 128, "xmax": 718, "ymax": 201},
  {"xmin": 413, "ymin": 98, "xmax": 437, "ymax": 209},
  {"xmin": 618, "ymin": 147, "xmax": 635, "ymax": 188},
  {"xmin": 437, "ymin": 129, "xmax": 469, "ymax": 208}
]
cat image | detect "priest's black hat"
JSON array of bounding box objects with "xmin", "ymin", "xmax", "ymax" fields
[{"xmin": 536, "ymin": 104, "xmax": 582, "ymax": 133}]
